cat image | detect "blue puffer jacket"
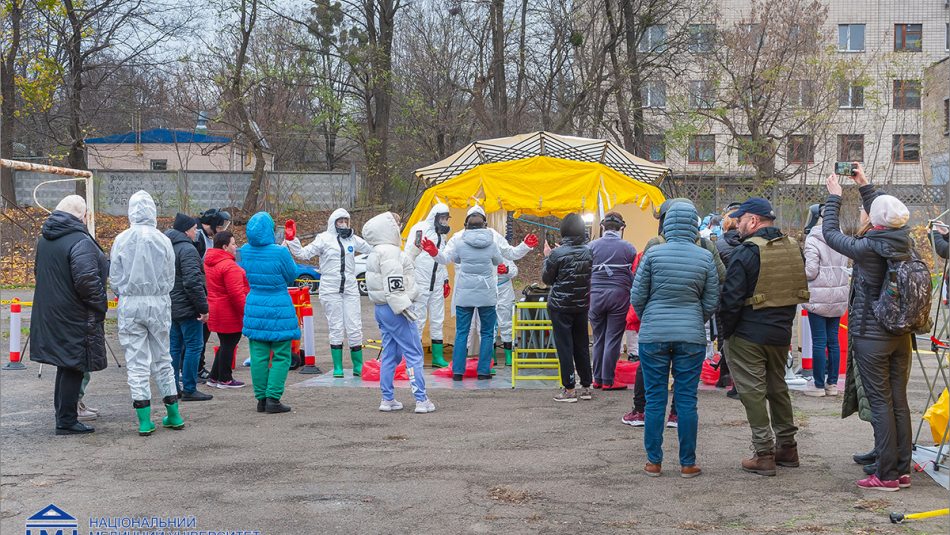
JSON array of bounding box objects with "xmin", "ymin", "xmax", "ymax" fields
[
  {"xmin": 631, "ymin": 202, "xmax": 719, "ymax": 345},
  {"xmin": 239, "ymin": 212, "xmax": 301, "ymax": 342},
  {"xmin": 450, "ymin": 228, "xmax": 502, "ymax": 308}
]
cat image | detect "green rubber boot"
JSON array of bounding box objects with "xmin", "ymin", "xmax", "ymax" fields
[
  {"xmin": 134, "ymin": 401, "xmax": 156, "ymax": 436},
  {"xmin": 331, "ymin": 345, "xmax": 344, "ymax": 377},
  {"xmin": 504, "ymin": 342, "xmax": 513, "ymax": 366},
  {"xmin": 162, "ymin": 396, "xmax": 185, "ymax": 430},
  {"xmin": 350, "ymin": 346, "xmax": 364, "ymax": 377},
  {"xmin": 430, "ymin": 340, "xmax": 449, "ymax": 368}
]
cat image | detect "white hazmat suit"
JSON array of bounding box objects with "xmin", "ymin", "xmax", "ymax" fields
[
  {"xmin": 404, "ymin": 204, "xmax": 451, "ymax": 341},
  {"xmin": 110, "ymin": 191, "xmax": 178, "ymax": 402}
]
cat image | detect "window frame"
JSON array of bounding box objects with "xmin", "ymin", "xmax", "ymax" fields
[
  {"xmin": 689, "ymin": 80, "xmax": 715, "ymax": 109},
  {"xmin": 638, "ymin": 25, "xmax": 668, "ymax": 53},
  {"xmin": 149, "ymin": 159, "xmax": 168, "ymax": 171},
  {"xmin": 892, "ymin": 79, "xmax": 921, "ymax": 109},
  {"xmin": 838, "ymin": 82, "xmax": 864, "ymax": 109},
  {"xmin": 794, "ymin": 80, "xmax": 815, "ymax": 108},
  {"xmin": 787, "ymin": 135, "xmax": 814, "ymax": 164},
  {"xmin": 688, "ymin": 134, "xmax": 716, "ymax": 164},
  {"xmin": 643, "ymin": 134, "xmax": 666, "ymax": 163},
  {"xmin": 892, "ymin": 134, "xmax": 920, "ymax": 163},
  {"xmin": 838, "ymin": 24, "xmax": 866, "ymax": 52},
  {"xmin": 688, "ymin": 24, "xmax": 716, "ymax": 54},
  {"xmin": 894, "ymin": 23, "xmax": 923, "ymax": 52},
  {"xmin": 837, "ymin": 134, "xmax": 865, "ymax": 163},
  {"xmin": 640, "ymin": 80, "xmax": 667, "ymax": 109},
  {"xmin": 943, "ymin": 98, "xmax": 949, "ymax": 135},
  {"xmin": 736, "ymin": 135, "xmax": 755, "ymax": 165}
]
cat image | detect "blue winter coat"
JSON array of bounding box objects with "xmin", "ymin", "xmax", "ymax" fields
[
  {"xmin": 631, "ymin": 202, "xmax": 719, "ymax": 345},
  {"xmin": 449, "ymin": 228, "xmax": 502, "ymax": 308},
  {"xmin": 239, "ymin": 212, "xmax": 301, "ymax": 342}
]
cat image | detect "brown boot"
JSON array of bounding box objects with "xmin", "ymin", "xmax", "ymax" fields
[
  {"xmin": 775, "ymin": 443, "xmax": 800, "ymax": 467},
  {"xmin": 741, "ymin": 451, "xmax": 777, "ymax": 476}
]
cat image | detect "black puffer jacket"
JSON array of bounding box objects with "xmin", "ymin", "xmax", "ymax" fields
[
  {"xmin": 30, "ymin": 211, "xmax": 109, "ymax": 371},
  {"xmin": 716, "ymin": 229, "xmax": 742, "ymax": 265},
  {"xmin": 164, "ymin": 229, "xmax": 209, "ymax": 321},
  {"xmin": 932, "ymin": 230, "xmax": 949, "ymax": 260},
  {"xmin": 542, "ymin": 213, "xmax": 592, "ymax": 311},
  {"xmin": 823, "ymin": 185, "xmax": 912, "ymax": 340}
]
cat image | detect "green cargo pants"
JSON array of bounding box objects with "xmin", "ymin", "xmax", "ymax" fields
[
  {"xmin": 249, "ymin": 340, "xmax": 292, "ymax": 401},
  {"xmin": 728, "ymin": 335, "xmax": 798, "ymax": 454}
]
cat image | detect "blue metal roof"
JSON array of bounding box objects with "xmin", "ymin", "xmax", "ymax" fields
[{"xmin": 86, "ymin": 128, "xmax": 231, "ymax": 144}]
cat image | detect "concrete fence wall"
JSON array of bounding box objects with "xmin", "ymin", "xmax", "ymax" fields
[{"xmin": 15, "ymin": 168, "xmax": 360, "ymax": 216}]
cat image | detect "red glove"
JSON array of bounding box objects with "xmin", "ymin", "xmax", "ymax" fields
[
  {"xmin": 523, "ymin": 233, "xmax": 538, "ymax": 248},
  {"xmin": 497, "ymin": 264, "xmax": 508, "ymax": 275},
  {"xmin": 443, "ymin": 280, "xmax": 451, "ymax": 298},
  {"xmin": 284, "ymin": 219, "xmax": 297, "ymax": 241},
  {"xmin": 420, "ymin": 237, "xmax": 438, "ymax": 257}
]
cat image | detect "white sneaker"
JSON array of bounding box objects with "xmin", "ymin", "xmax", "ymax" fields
[
  {"xmin": 803, "ymin": 384, "xmax": 826, "ymax": 397},
  {"xmin": 379, "ymin": 399, "xmax": 404, "ymax": 412},
  {"xmin": 414, "ymin": 399, "xmax": 436, "ymax": 414},
  {"xmin": 77, "ymin": 405, "xmax": 98, "ymax": 421},
  {"xmin": 78, "ymin": 400, "xmax": 99, "ymax": 414},
  {"xmin": 824, "ymin": 384, "xmax": 839, "ymax": 396}
]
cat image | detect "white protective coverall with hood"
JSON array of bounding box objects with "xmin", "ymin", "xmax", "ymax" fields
[
  {"xmin": 404, "ymin": 203, "xmax": 451, "ymax": 367},
  {"xmin": 110, "ymin": 191, "xmax": 178, "ymax": 404},
  {"xmin": 286, "ymin": 208, "xmax": 373, "ymax": 376}
]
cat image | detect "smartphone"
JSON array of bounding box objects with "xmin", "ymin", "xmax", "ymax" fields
[
  {"xmin": 835, "ymin": 162, "xmax": 854, "ymax": 176},
  {"xmin": 414, "ymin": 230, "xmax": 423, "ymax": 247}
]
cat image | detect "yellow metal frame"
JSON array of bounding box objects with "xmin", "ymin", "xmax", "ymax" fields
[{"xmin": 511, "ymin": 301, "xmax": 561, "ymax": 388}]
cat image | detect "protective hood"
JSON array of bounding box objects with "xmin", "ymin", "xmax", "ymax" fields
[
  {"xmin": 427, "ymin": 203, "xmax": 451, "ymax": 234},
  {"xmin": 461, "ymin": 228, "xmax": 494, "ymax": 249},
  {"xmin": 662, "ymin": 202, "xmax": 700, "ymax": 243},
  {"xmin": 466, "ymin": 205, "xmax": 486, "ymax": 218},
  {"xmin": 327, "ymin": 208, "xmax": 351, "ymax": 233},
  {"xmin": 362, "ymin": 212, "xmax": 402, "ymax": 248},
  {"xmin": 41, "ymin": 210, "xmax": 87, "ymax": 241},
  {"xmin": 128, "ymin": 190, "xmax": 158, "ymax": 227},
  {"xmin": 246, "ymin": 212, "xmax": 276, "ymax": 247}
]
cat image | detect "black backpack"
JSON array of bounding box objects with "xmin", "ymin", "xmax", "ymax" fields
[{"xmin": 872, "ymin": 248, "xmax": 933, "ymax": 335}]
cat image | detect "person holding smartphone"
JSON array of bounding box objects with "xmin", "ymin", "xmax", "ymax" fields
[{"xmin": 403, "ymin": 203, "xmax": 452, "ymax": 368}]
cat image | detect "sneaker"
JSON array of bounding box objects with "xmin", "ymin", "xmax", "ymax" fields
[
  {"xmin": 216, "ymin": 379, "xmax": 245, "ymax": 389},
  {"xmin": 726, "ymin": 388, "xmax": 739, "ymax": 400},
  {"xmin": 77, "ymin": 405, "xmax": 98, "ymax": 422},
  {"xmin": 592, "ymin": 382, "xmax": 603, "ymax": 389},
  {"xmin": 853, "ymin": 450, "xmax": 877, "ymax": 465},
  {"xmin": 554, "ymin": 389, "xmax": 578, "ymax": 403},
  {"xmin": 206, "ymin": 378, "xmax": 219, "ymax": 388},
  {"xmin": 898, "ymin": 474, "xmax": 911, "ymax": 488},
  {"xmin": 379, "ymin": 399, "xmax": 404, "ymax": 412},
  {"xmin": 644, "ymin": 462, "xmax": 662, "ymax": 477},
  {"xmin": 452, "ymin": 374, "xmax": 464, "ymax": 382},
  {"xmin": 602, "ymin": 383, "xmax": 628, "ymax": 391},
  {"xmin": 578, "ymin": 387, "xmax": 593, "ymax": 401},
  {"xmin": 78, "ymin": 400, "xmax": 100, "ymax": 414},
  {"xmin": 824, "ymin": 384, "xmax": 839, "ymax": 396},
  {"xmin": 666, "ymin": 414, "xmax": 679, "ymax": 428},
  {"xmin": 856, "ymin": 475, "xmax": 899, "ymax": 492},
  {"xmin": 414, "ymin": 399, "xmax": 436, "ymax": 413},
  {"xmin": 621, "ymin": 411, "xmax": 645, "ymax": 427},
  {"xmin": 198, "ymin": 367, "xmax": 211, "ymax": 380},
  {"xmin": 803, "ymin": 385, "xmax": 826, "ymax": 397},
  {"xmin": 180, "ymin": 390, "xmax": 213, "ymax": 402}
]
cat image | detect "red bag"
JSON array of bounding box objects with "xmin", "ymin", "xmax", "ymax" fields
[
  {"xmin": 360, "ymin": 359, "xmax": 409, "ymax": 382},
  {"xmin": 700, "ymin": 358, "xmax": 720, "ymax": 386},
  {"xmin": 432, "ymin": 357, "xmax": 494, "ymax": 378},
  {"xmin": 614, "ymin": 359, "xmax": 639, "ymax": 385}
]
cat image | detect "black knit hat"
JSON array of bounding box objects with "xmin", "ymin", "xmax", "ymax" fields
[{"xmin": 173, "ymin": 213, "xmax": 197, "ymax": 232}]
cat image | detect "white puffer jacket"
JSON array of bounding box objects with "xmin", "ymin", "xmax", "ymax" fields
[
  {"xmin": 803, "ymin": 223, "xmax": 850, "ymax": 318},
  {"xmin": 362, "ymin": 212, "xmax": 418, "ymax": 315}
]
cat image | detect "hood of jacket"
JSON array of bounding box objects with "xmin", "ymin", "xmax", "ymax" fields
[
  {"xmin": 461, "ymin": 228, "xmax": 494, "ymax": 249},
  {"xmin": 204, "ymin": 247, "xmax": 235, "ymax": 268},
  {"xmin": 743, "ymin": 225, "xmax": 786, "ymax": 242},
  {"xmin": 722, "ymin": 228, "xmax": 742, "ymax": 246},
  {"xmin": 362, "ymin": 212, "xmax": 402, "ymax": 247},
  {"xmin": 246, "ymin": 211, "xmax": 276, "ymax": 247},
  {"xmin": 807, "ymin": 223, "xmax": 828, "ymax": 244},
  {"xmin": 128, "ymin": 190, "xmax": 157, "ymax": 227},
  {"xmin": 41, "ymin": 210, "xmax": 88, "ymax": 241},
  {"xmin": 327, "ymin": 207, "xmax": 351, "ymax": 233},
  {"xmin": 864, "ymin": 226, "xmax": 912, "ymax": 259},
  {"xmin": 662, "ymin": 202, "xmax": 700, "ymax": 243},
  {"xmin": 164, "ymin": 228, "xmax": 193, "ymax": 246},
  {"xmin": 426, "ymin": 203, "xmax": 450, "ymax": 226}
]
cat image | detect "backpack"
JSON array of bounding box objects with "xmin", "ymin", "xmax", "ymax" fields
[{"xmin": 871, "ymin": 248, "xmax": 933, "ymax": 335}]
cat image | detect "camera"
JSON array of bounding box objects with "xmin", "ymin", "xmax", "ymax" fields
[{"xmin": 835, "ymin": 162, "xmax": 854, "ymax": 176}]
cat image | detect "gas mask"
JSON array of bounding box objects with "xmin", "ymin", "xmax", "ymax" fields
[
  {"xmin": 435, "ymin": 214, "xmax": 450, "ymax": 235},
  {"xmin": 336, "ymin": 227, "xmax": 353, "ymax": 239}
]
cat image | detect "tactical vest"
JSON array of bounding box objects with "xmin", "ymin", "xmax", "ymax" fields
[{"xmin": 744, "ymin": 236, "xmax": 810, "ymax": 310}]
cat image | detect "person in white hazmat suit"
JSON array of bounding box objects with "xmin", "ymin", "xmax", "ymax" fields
[
  {"xmin": 495, "ymin": 261, "xmax": 519, "ymax": 366},
  {"xmin": 422, "ymin": 205, "xmax": 538, "ymax": 366},
  {"xmin": 403, "ymin": 203, "xmax": 452, "ymax": 368},
  {"xmin": 285, "ymin": 208, "xmax": 373, "ymax": 377},
  {"xmin": 109, "ymin": 190, "xmax": 185, "ymax": 436}
]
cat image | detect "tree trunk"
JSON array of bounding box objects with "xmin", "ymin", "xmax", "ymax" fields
[
  {"xmin": 64, "ymin": 0, "xmax": 88, "ymax": 196},
  {"xmin": 620, "ymin": 0, "xmax": 646, "ymax": 156},
  {"xmin": 489, "ymin": 0, "xmax": 508, "ymax": 136},
  {"xmin": 0, "ymin": 0, "xmax": 22, "ymax": 208}
]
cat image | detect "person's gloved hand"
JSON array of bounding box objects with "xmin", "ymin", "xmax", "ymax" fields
[
  {"xmin": 443, "ymin": 280, "xmax": 451, "ymax": 298},
  {"xmin": 420, "ymin": 237, "xmax": 438, "ymax": 257},
  {"xmin": 497, "ymin": 264, "xmax": 508, "ymax": 275},
  {"xmin": 284, "ymin": 219, "xmax": 297, "ymax": 241},
  {"xmin": 523, "ymin": 233, "xmax": 538, "ymax": 248}
]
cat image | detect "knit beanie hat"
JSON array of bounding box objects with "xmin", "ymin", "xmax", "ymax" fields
[
  {"xmin": 869, "ymin": 195, "xmax": 909, "ymax": 228},
  {"xmin": 173, "ymin": 213, "xmax": 197, "ymax": 232},
  {"xmin": 55, "ymin": 195, "xmax": 86, "ymax": 219}
]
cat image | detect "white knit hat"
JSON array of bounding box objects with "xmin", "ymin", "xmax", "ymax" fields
[
  {"xmin": 55, "ymin": 195, "xmax": 86, "ymax": 219},
  {"xmin": 869, "ymin": 195, "xmax": 909, "ymax": 228}
]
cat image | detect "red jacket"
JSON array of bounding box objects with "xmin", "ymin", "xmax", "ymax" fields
[
  {"xmin": 204, "ymin": 248, "xmax": 249, "ymax": 334},
  {"xmin": 626, "ymin": 251, "xmax": 645, "ymax": 331}
]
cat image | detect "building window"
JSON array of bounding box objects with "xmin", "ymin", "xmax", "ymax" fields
[
  {"xmin": 838, "ymin": 134, "xmax": 864, "ymax": 162},
  {"xmin": 688, "ymin": 24, "xmax": 716, "ymax": 54},
  {"xmin": 688, "ymin": 135, "xmax": 716, "ymax": 163},
  {"xmin": 892, "ymin": 134, "xmax": 920, "ymax": 163},
  {"xmin": 742, "ymin": 23, "xmax": 765, "ymax": 47},
  {"xmin": 893, "ymin": 80, "xmax": 921, "ymax": 109},
  {"xmin": 839, "ymin": 82, "xmax": 864, "ymax": 109},
  {"xmin": 838, "ymin": 24, "xmax": 865, "ymax": 52},
  {"xmin": 787, "ymin": 135, "xmax": 814, "ymax": 164},
  {"xmin": 736, "ymin": 135, "xmax": 755, "ymax": 165},
  {"xmin": 793, "ymin": 80, "xmax": 815, "ymax": 108},
  {"xmin": 150, "ymin": 159, "xmax": 168, "ymax": 171},
  {"xmin": 894, "ymin": 24, "xmax": 922, "ymax": 52},
  {"xmin": 946, "ymin": 22, "xmax": 949, "ymax": 51},
  {"xmin": 643, "ymin": 135, "xmax": 666, "ymax": 163},
  {"xmin": 640, "ymin": 81, "xmax": 666, "ymax": 108},
  {"xmin": 638, "ymin": 25, "xmax": 667, "ymax": 53},
  {"xmin": 944, "ymin": 98, "xmax": 949, "ymax": 135},
  {"xmin": 689, "ymin": 80, "xmax": 715, "ymax": 109}
]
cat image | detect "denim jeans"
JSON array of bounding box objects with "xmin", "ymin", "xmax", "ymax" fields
[
  {"xmin": 639, "ymin": 341, "xmax": 705, "ymax": 466},
  {"xmin": 170, "ymin": 318, "xmax": 204, "ymax": 393},
  {"xmin": 807, "ymin": 313, "xmax": 841, "ymax": 388},
  {"xmin": 452, "ymin": 306, "xmax": 497, "ymax": 376}
]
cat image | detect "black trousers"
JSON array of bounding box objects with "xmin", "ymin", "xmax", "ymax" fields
[
  {"xmin": 210, "ymin": 332, "xmax": 242, "ymax": 383},
  {"xmin": 548, "ymin": 308, "xmax": 592, "ymax": 389},
  {"xmin": 851, "ymin": 335, "xmax": 913, "ymax": 481},
  {"xmin": 54, "ymin": 366, "xmax": 84, "ymax": 427},
  {"xmin": 199, "ymin": 323, "xmax": 212, "ymax": 369},
  {"xmin": 633, "ymin": 364, "xmax": 677, "ymax": 416}
]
